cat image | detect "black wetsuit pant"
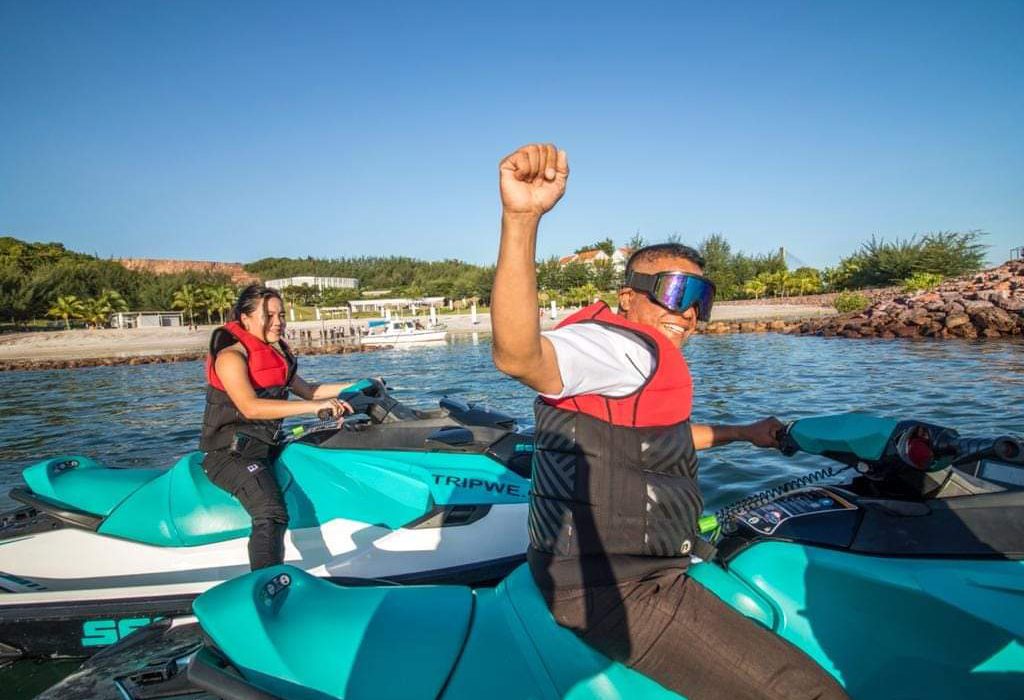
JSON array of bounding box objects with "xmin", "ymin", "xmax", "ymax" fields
[
  {"xmin": 202, "ymin": 441, "xmax": 289, "ymax": 571},
  {"xmin": 541, "ymin": 565, "xmax": 849, "ymax": 700}
]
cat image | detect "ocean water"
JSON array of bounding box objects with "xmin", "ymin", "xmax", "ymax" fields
[
  {"xmin": 2, "ymin": 333, "xmax": 1022, "ymax": 512},
  {"xmin": 2, "ymin": 333, "xmax": 1024, "ymax": 697}
]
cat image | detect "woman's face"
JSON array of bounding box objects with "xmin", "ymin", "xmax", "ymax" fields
[{"xmin": 241, "ymin": 295, "xmax": 287, "ymax": 343}]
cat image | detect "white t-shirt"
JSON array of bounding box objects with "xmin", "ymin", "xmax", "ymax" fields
[{"xmin": 541, "ymin": 323, "xmax": 654, "ymax": 399}]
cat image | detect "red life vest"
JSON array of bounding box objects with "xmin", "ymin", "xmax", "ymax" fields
[
  {"xmin": 540, "ymin": 302, "xmax": 693, "ymax": 426},
  {"xmin": 199, "ymin": 322, "xmax": 297, "ymax": 452},
  {"xmin": 206, "ymin": 321, "xmax": 294, "ymax": 392},
  {"xmin": 529, "ymin": 301, "xmax": 701, "ymax": 564}
]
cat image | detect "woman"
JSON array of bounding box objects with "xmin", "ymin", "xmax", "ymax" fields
[{"xmin": 199, "ymin": 283, "xmax": 353, "ymax": 570}]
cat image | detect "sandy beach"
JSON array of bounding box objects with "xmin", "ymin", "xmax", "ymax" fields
[{"xmin": 0, "ymin": 303, "xmax": 834, "ymax": 366}]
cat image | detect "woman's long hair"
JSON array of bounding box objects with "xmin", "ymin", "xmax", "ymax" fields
[{"xmin": 230, "ymin": 284, "xmax": 284, "ymax": 341}]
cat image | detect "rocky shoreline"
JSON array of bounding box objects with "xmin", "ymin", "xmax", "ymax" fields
[{"xmin": 788, "ymin": 260, "xmax": 1024, "ymax": 339}]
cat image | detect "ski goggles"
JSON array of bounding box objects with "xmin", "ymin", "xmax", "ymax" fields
[{"xmin": 624, "ymin": 270, "xmax": 716, "ymax": 322}]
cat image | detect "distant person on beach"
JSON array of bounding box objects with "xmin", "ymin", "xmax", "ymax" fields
[
  {"xmin": 199, "ymin": 283, "xmax": 355, "ymax": 570},
  {"xmin": 491, "ymin": 143, "xmax": 847, "ymax": 700}
]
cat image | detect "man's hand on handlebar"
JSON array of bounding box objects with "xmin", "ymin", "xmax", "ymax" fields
[{"xmin": 745, "ymin": 417, "xmax": 786, "ymax": 449}]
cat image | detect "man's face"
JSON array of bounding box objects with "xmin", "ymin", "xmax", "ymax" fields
[{"xmin": 617, "ymin": 255, "xmax": 702, "ymax": 348}]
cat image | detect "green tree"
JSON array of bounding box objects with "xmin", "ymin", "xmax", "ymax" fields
[
  {"xmin": 320, "ymin": 287, "xmax": 358, "ymax": 308},
  {"xmin": 536, "ymin": 257, "xmax": 564, "ymax": 291},
  {"xmin": 791, "ymin": 268, "xmax": 823, "ymax": 296},
  {"xmin": 742, "ymin": 278, "xmax": 767, "ymax": 300},
  {"xmin": 99, "ymin": 289, "xmax": 129, "ymax": 313},
  {"xmin": 206, "ymin": 285, "xmax": 236, "ymax": 323},
  {"xmin": 560, "ymin": 261, "xmax": 591, "ymax": 289},
  {"xmin": 698, "ymin": 234, "xmax": 737, "ymax": 299},
  {"xmin": 78, "ymin": 297, "xmax": 113, "ymax": 329},
  {"xmin": 575, "ymin": 238, "xmax": 616, "ymax": 256},
  {"xmin": 835, "ymin": 231, "xmax": 987, "ymax": 289},
  {"xmin": 591, "ymin": 259, "xmax": 620, "ymax": 291},
  {"xmin": 47, "ymin": 295, "xmax": 84, "ymax": 330},
  {"xmin": 172, "ymin": 284, "xmax": 200, "ymax": 329}
]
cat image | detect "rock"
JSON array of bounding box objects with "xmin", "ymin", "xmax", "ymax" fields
[
  {"xmin": 944, "ymin": 313, "xmax": 971, "ymax": 330},
  {"xmin": 962, "ymin": 299, "xmax": 995, "ymax": 313},
  {"xmin": 970, "ymin": 306, "xmax": 1018, "ymax": 332},
  {"xmin": 993, "ymin": 296, "xmax": 1024, "ymax": 313}
]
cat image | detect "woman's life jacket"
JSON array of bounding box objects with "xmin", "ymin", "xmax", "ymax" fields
[
  {"xmin": 199, "ymin": 321, "xmax": 297, "ymax": 452},
  {"xmin": 529, "ymin": 302, "xmax": 702, "ymax": 559}
]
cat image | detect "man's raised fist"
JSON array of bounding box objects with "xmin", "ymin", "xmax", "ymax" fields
[{"xmin": 499, "ymin": 143, "xmax": 569, "ymax": 217}]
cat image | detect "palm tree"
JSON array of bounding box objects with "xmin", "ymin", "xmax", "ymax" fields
[
  {"xmin": 196, "ymin": 286, "xmax": 214, "ymax": 325},
  {"xmin": 206, "ymin": 285, "xmax": 236, "ymax": 324},
  {"xmin": 795, "ymin": 273, "xmax": 821, "ymax": 296},
  {"xmin": 172, "ymin": 285, "xmax": 199, "ymax": 329},
  {"xmin": 98, "ymin": 289, "xmax": 129, "ymax": 313},
  {"xmin": 743, "ymin": 278, "xmax": 767, "ymax": 300},
  {"xmin": 47, "ymin": 295, "xmax": 84, "ymax": 330},
  {"xmin": 79, "ymin": 297, "xmax": 112, "ymax": 329},
  {"xmin": 771, "ymin": 270, "xmax": 793, "ymax": 297}
]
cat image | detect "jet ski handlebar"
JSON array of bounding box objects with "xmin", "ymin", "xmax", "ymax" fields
[
  {"xmin": 777, "ymin": 415, "xmax": 1024, "ymax": 475},
  {"xmin": 934, "ymin": 433, "xmax": 1024, "ymax": 466}
]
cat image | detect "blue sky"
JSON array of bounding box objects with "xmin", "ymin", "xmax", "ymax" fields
[{"xmin": 1, "ymin": 1, "xmax": 1021, "ymax": 268}]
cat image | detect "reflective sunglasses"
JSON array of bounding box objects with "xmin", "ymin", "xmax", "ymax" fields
[{"xmin": 624, "ymin": 270, "xmax": 716, "ymax": 322}]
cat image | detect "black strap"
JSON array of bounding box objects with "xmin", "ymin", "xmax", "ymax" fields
[{"xmin": 693, "ymin": 537, "xmax": 718, "ymax": 562}]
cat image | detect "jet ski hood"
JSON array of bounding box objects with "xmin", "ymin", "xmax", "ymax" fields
[{"xmin": 193, "ymin": 565, "xmax": 473, "ymax": 699}]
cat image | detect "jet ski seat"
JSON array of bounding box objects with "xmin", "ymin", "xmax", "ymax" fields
[
  {"xmin": 189, "ymin": 564, "xmax": 682, "ymax": 700},
  {"xmin": 190, "ymin": 564, "xmax": 473, "ymax": 700},
  {"xmin": 20, "ymin": 455, "xmax": 164, "ymax": 517},
  {"xmin": 495, "ymin": 564, "xmax": 683, "ymax": 698},
  {"xmin": 95, "ymin": 445, "xmax": 436, "ymax": 547}
]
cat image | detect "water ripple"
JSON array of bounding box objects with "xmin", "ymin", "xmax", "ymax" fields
[{"xmin": 1, "ymin": 335, "xmax": 1021, "ymax": 511}]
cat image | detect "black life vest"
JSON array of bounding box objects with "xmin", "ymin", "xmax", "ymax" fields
[
  {"xmin": 199, "ymin": 321, "xmax": 297, "ymax": 452},
  {"xmin": 529, "ymin": 302, "xmax": 702, "ymax": 559}
]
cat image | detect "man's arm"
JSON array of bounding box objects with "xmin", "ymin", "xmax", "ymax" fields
[
  {"xmin": 691, "ymin": 417, "xmax": 785, "ymax": 450},
  {"xmin": 491, "ymin": 143, "xmax": 569, "ymax": 395}
]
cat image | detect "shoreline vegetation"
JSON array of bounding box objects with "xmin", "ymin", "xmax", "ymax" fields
[
  {"xmin": 0, "ymin": 303, "xmax": 831, "ymax": 372},
  {"xmin": 5, "ymin": 256, "xmax": 1024, "ymax": 373},
  {"xmin": 2, "ymin": 231, "xmax": 1015, "ymax": 372}
]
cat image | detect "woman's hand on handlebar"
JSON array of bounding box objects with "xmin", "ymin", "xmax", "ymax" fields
[{"xmin": 315, "ymin": 398, "xmax": 354, "ymax": 422}]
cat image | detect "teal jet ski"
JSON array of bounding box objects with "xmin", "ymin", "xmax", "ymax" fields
[
  {"xmin": 0, "ymin": 379, "xmax": 534, "ymax": 662},
  {"xmin": 39, "ymin": 412, "xmax": 1024, "ymax": 699}
]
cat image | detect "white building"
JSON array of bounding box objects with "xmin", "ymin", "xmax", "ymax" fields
[
  {"xmin": 348, "ymin": 297, "xmax": 447, "ymax": 314},
  {"xmin": 265, "ymin": 276, "xmax": 358, "ymax": 291},
  {"xmin": 109, "ymin": 311, "xmax": 184, "ymax": 329}
]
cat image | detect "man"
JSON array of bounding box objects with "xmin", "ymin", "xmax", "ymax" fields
[{"xmin": 491, "ymin": 143, "xmax": 847, "ymax": 700}]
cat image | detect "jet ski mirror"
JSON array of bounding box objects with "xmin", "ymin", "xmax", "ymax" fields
[
  {"xmin": 425, "ymin": 426, "xmax": 474, "ymax": 448},
  {"xmin": 440, "ymin": 397, "xmax": 516, "ymax": 430}
]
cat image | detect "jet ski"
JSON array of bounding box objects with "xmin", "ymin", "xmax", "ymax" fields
[
  {"xmin": 39, "ymin": 412, "xmax": 1024, "ymax": 699},
  {"xmin": 0, "ymin": 379, "xmax": 534, "ymax": 662}
]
